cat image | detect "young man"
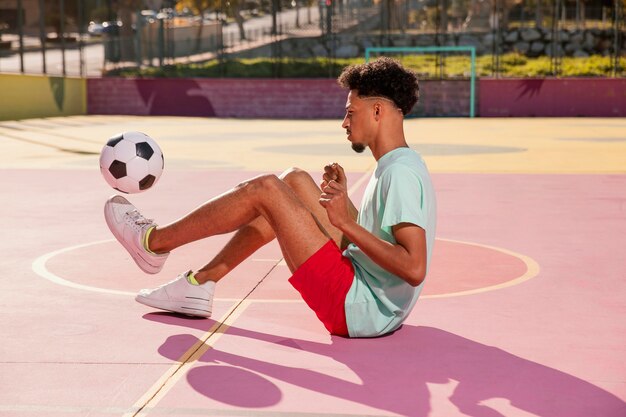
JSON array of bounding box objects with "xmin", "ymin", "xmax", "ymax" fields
[{"xmin": 104, "ymin": 57, "xmax": 436, "ymax": 338}]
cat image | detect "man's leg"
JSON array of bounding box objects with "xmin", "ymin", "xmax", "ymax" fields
[
  {"xmin": 191, "ymin": 168, "xmax": 343, "ymax": 283},
  {"xmin": 125, "ymin": 168, "xmax": 352, "ymax": 324},
  {"xmin": 148, "ymin": 170, "xmax": 335, "ymax": 274}
]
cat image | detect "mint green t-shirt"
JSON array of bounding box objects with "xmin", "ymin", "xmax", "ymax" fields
[{"xmin": 344, "ymin": 147, "xmax": 437, "ymax": 338}]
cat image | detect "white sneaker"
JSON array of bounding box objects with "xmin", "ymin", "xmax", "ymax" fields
[
  {"xmin": 104, "ymin": 195, "xmax": 169, "ymax": 274},
  {"xmin": 135, "ymin": 271, "xmax": 214, "ymax": 317}
]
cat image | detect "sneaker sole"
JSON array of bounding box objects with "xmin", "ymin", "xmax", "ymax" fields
[
  {"xmin": 104, "ymin": 200, "xmax": 163, "ymax": 275},
  {"xmin": 135, "ymin": 294, "xmax": 212, "ymax": 318}
]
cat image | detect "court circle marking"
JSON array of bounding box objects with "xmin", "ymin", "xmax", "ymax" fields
[{"xmin": 32, "ymin": 238, "xmax": 539, "ymax": 300}]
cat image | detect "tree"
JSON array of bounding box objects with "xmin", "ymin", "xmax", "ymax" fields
[
  {"xmin": 178, "ymin": 0, "xmax": 247, "ymax": 43},
  {"xmin": 226, "ymin": 0, "xmax": 247, "ymax": 41},
  {"xmin": 117, "ymin": 0, "xmax": 143, "ymax": 60},
  {"xmin": 177, "ymin": 0, "xmax": 221, "ymax": 51}
]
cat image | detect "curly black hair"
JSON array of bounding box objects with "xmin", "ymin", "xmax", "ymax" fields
[{"xmin": 337, "ymin": 57, "xmax": 419, "ymax": 116}]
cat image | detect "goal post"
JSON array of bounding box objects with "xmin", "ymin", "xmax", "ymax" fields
[{"xmin": 365, "ymin": 46, "xmax": 476, "ymax": 118}]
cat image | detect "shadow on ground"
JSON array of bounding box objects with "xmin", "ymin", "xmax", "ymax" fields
[{"xmin": 146, "ymin": 313, "xmax": 626, "ymax": 417}]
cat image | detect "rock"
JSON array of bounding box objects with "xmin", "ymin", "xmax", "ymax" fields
[
  {"xmin": 415, "ymin": 35, "xmax": 435, "ymax": 46},
  {"xmin": 520, "ymin": 28, "xmax": 542, "ymax": 42},
  {"xmin": 392, "ymin": 37, "xmax": 411, "ymax": 47},
  {"xmin": 483, "ymin": 33, "xmax": 495, "ymax": 45},
  {"xmin": 458, "ymin": 34, "xmax": 485, "ymax": 53},
  {"xmin": 458, "ymin": 34, "xmax": 481, "ymax": 46},
  {"xmin": 557, "ymin": 30, "xmax": 570, "ymax": 42},
  {"xmin": 335, "ymin": 44, "xmax": 359, "ymax": 58},
  {"xmin": 565, "ymin": 42, "xmax": 581, "ymax": 54},
  {"xmin": 513, "ymin": 41, "xmax": 530, "ymax": 54},
  {"xmin": 598, "ymin": 38, "xmax": 612, "ymax": 52},
  {"xmin": 281, "ymin": 42, "xmax": 293, "ymax": 54},
  {"xmin": 546, "ymin": 43, "xmax": 564, "ymax": 57},
  {"xmin": 573, "ymin": 49, "xmax": 589, "ymax": 57},
  {"xmin": 311, "ymin": 43, "xmax": 328, "ymax": 57},
  {"xmin": 570, "ymin": 32, "xmax": 584, "ymax": 44},
  {"xmin": 505, "ymin": 30, "xmax": 519, "ymax": 43},
  {"xmin": 530, "ymin": 41, "xmax": 545, "ymax": 54},
  {"xmin": 583, "ymin": 32, "xmax": 596, "ymax": 50}
]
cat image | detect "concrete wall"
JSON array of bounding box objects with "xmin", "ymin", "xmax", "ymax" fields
[
  {"xmin": 479, "ymin": 78, "xmax": 626, "ymax": 117},
  {"xmin": 0, "ymin": 74, "xmax": 86, "ymax": 121},
  {"xmin": 86, "ymin": 78, "xmax": 472, "ymax": 118}
]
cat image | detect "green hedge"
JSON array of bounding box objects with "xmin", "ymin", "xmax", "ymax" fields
[{"xmin": 106, "ymin": 55, "xmax": 623, "ymax": 78}]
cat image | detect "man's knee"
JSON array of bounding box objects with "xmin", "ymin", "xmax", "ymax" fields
[
  {"xmin": 238, "ymin": 173, "xmax": 309, "ymax": 217},
  {"xmin": 280, "ymin": 167, "xmax": 314, "ymax": 188},
  {"xmin": 238, "ymin": 174, "xmax": 282, "ymax": 197}
]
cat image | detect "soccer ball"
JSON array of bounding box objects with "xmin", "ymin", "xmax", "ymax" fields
[{"xmin": 99, "ymin": 131, "xmax": 164, "ymax": 194}]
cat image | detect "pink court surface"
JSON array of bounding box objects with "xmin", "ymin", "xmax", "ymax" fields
[{"xmin": 0, "ymin": 116, "xmax": 625, "ymax": 417}]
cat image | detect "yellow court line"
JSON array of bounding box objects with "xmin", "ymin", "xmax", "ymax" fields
[
  {"xmin": 123, "ymin": 300, "xmax": 253, "ymax": 417},
  {"xmin": 0, "ymin": 128, "xmax": 97, "ymax": 154},
  {"xmin": 120, "ymin": 167, "xmax": 376, "ymax": 416}
]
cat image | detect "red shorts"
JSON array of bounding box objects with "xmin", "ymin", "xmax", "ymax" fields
[{"xmin": 288, "ymin": 240, "xmax": 355, "ymax": 337}]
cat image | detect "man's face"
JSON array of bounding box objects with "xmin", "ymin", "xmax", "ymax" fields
[{"xmin": 341, "ymin": 90, "xmax": 376, "ymax": 154}]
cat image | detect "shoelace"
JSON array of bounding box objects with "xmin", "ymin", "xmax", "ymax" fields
[{"xmin": 126, "ymin": 209, "xmax": 153, "ymax": 230}]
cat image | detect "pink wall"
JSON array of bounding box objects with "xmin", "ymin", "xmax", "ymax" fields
[
  {"xmin": 87, "ymin": 78, "xmax": 347, "ymax": 119},
  {"xmin": 479, "ymin": 78, "xmax": 626, "ymax": 117},
  {"xmin": 88, "ymin": 77, "xmax": 625, "ymax": 118},
  {"xmin": 86, "ymin": 78, "xmax": 472, "ymax": 118}
]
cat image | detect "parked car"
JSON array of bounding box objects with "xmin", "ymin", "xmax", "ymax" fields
[
  {"xmin": 87, "ymin": 21, "xmax": 104, "ymax": 36},
  {"xmin": 89, "ymin": 20, "xmax": 130, "ymax": 37}
]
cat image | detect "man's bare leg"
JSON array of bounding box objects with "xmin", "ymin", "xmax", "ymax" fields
[
  {"xmin": 190, "ymin": 168, "xmax": 344, "ymax": 284},
  {"xmin": 148, "ymin": 170, "xmax": 336, "ymax": 274}
]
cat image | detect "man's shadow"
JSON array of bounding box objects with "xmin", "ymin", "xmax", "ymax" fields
[{"xmin": 145, "ymin": 313, "xmax": 626, "ymax": 417}]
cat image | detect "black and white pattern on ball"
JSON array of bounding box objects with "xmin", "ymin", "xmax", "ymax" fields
[{"xmin": 99, "ymin": 131, "xmax": 164, "ymax": 194}]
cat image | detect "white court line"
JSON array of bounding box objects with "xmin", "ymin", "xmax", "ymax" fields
[
  {"xmin": 31, "ymin": 168, "xmax": 539, "ymax": 301},
  {"xmin": 31, "ymin": 239, "xmax": 279, "ymax": 302},
  {"xmin": 32, "ymin": 239, "xmax": 136, "ymax": 297},
  {"xmin": 31, "ymin": 169, "xmax": 375, "ymax": 300},
  {"xmin": 421, "ymin": 238, "xmax": 540, "ymax": 299},
  {"xmin": 31, "ymin": 237, "xmax": 540, "ymax": 301}
]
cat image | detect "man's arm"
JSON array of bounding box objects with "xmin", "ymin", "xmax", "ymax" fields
[{"xmin": 319, "ymin": 180, "xmax": 427, "ymax": 287}]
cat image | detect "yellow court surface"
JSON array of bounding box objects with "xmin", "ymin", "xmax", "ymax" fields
[{"xmin": 1, "ymin": 116, "xmax": 625, "ymax": 174}]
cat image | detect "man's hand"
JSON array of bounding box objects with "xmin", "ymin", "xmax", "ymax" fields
[
  {"xmin": 320, "ymin": 162, "xmax": 358, "ymax": 249},
  {"xmin": 319, "ymin": 179, "xmax": 353, "ymax": 230},
  {"xmin": 321, "ymin": 162, "xmax": 347, "ymax": 190}
]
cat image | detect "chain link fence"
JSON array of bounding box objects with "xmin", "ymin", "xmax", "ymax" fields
[{"xmin": 0, "ymin": 0, "xmax": 623, "ymax": 77}]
